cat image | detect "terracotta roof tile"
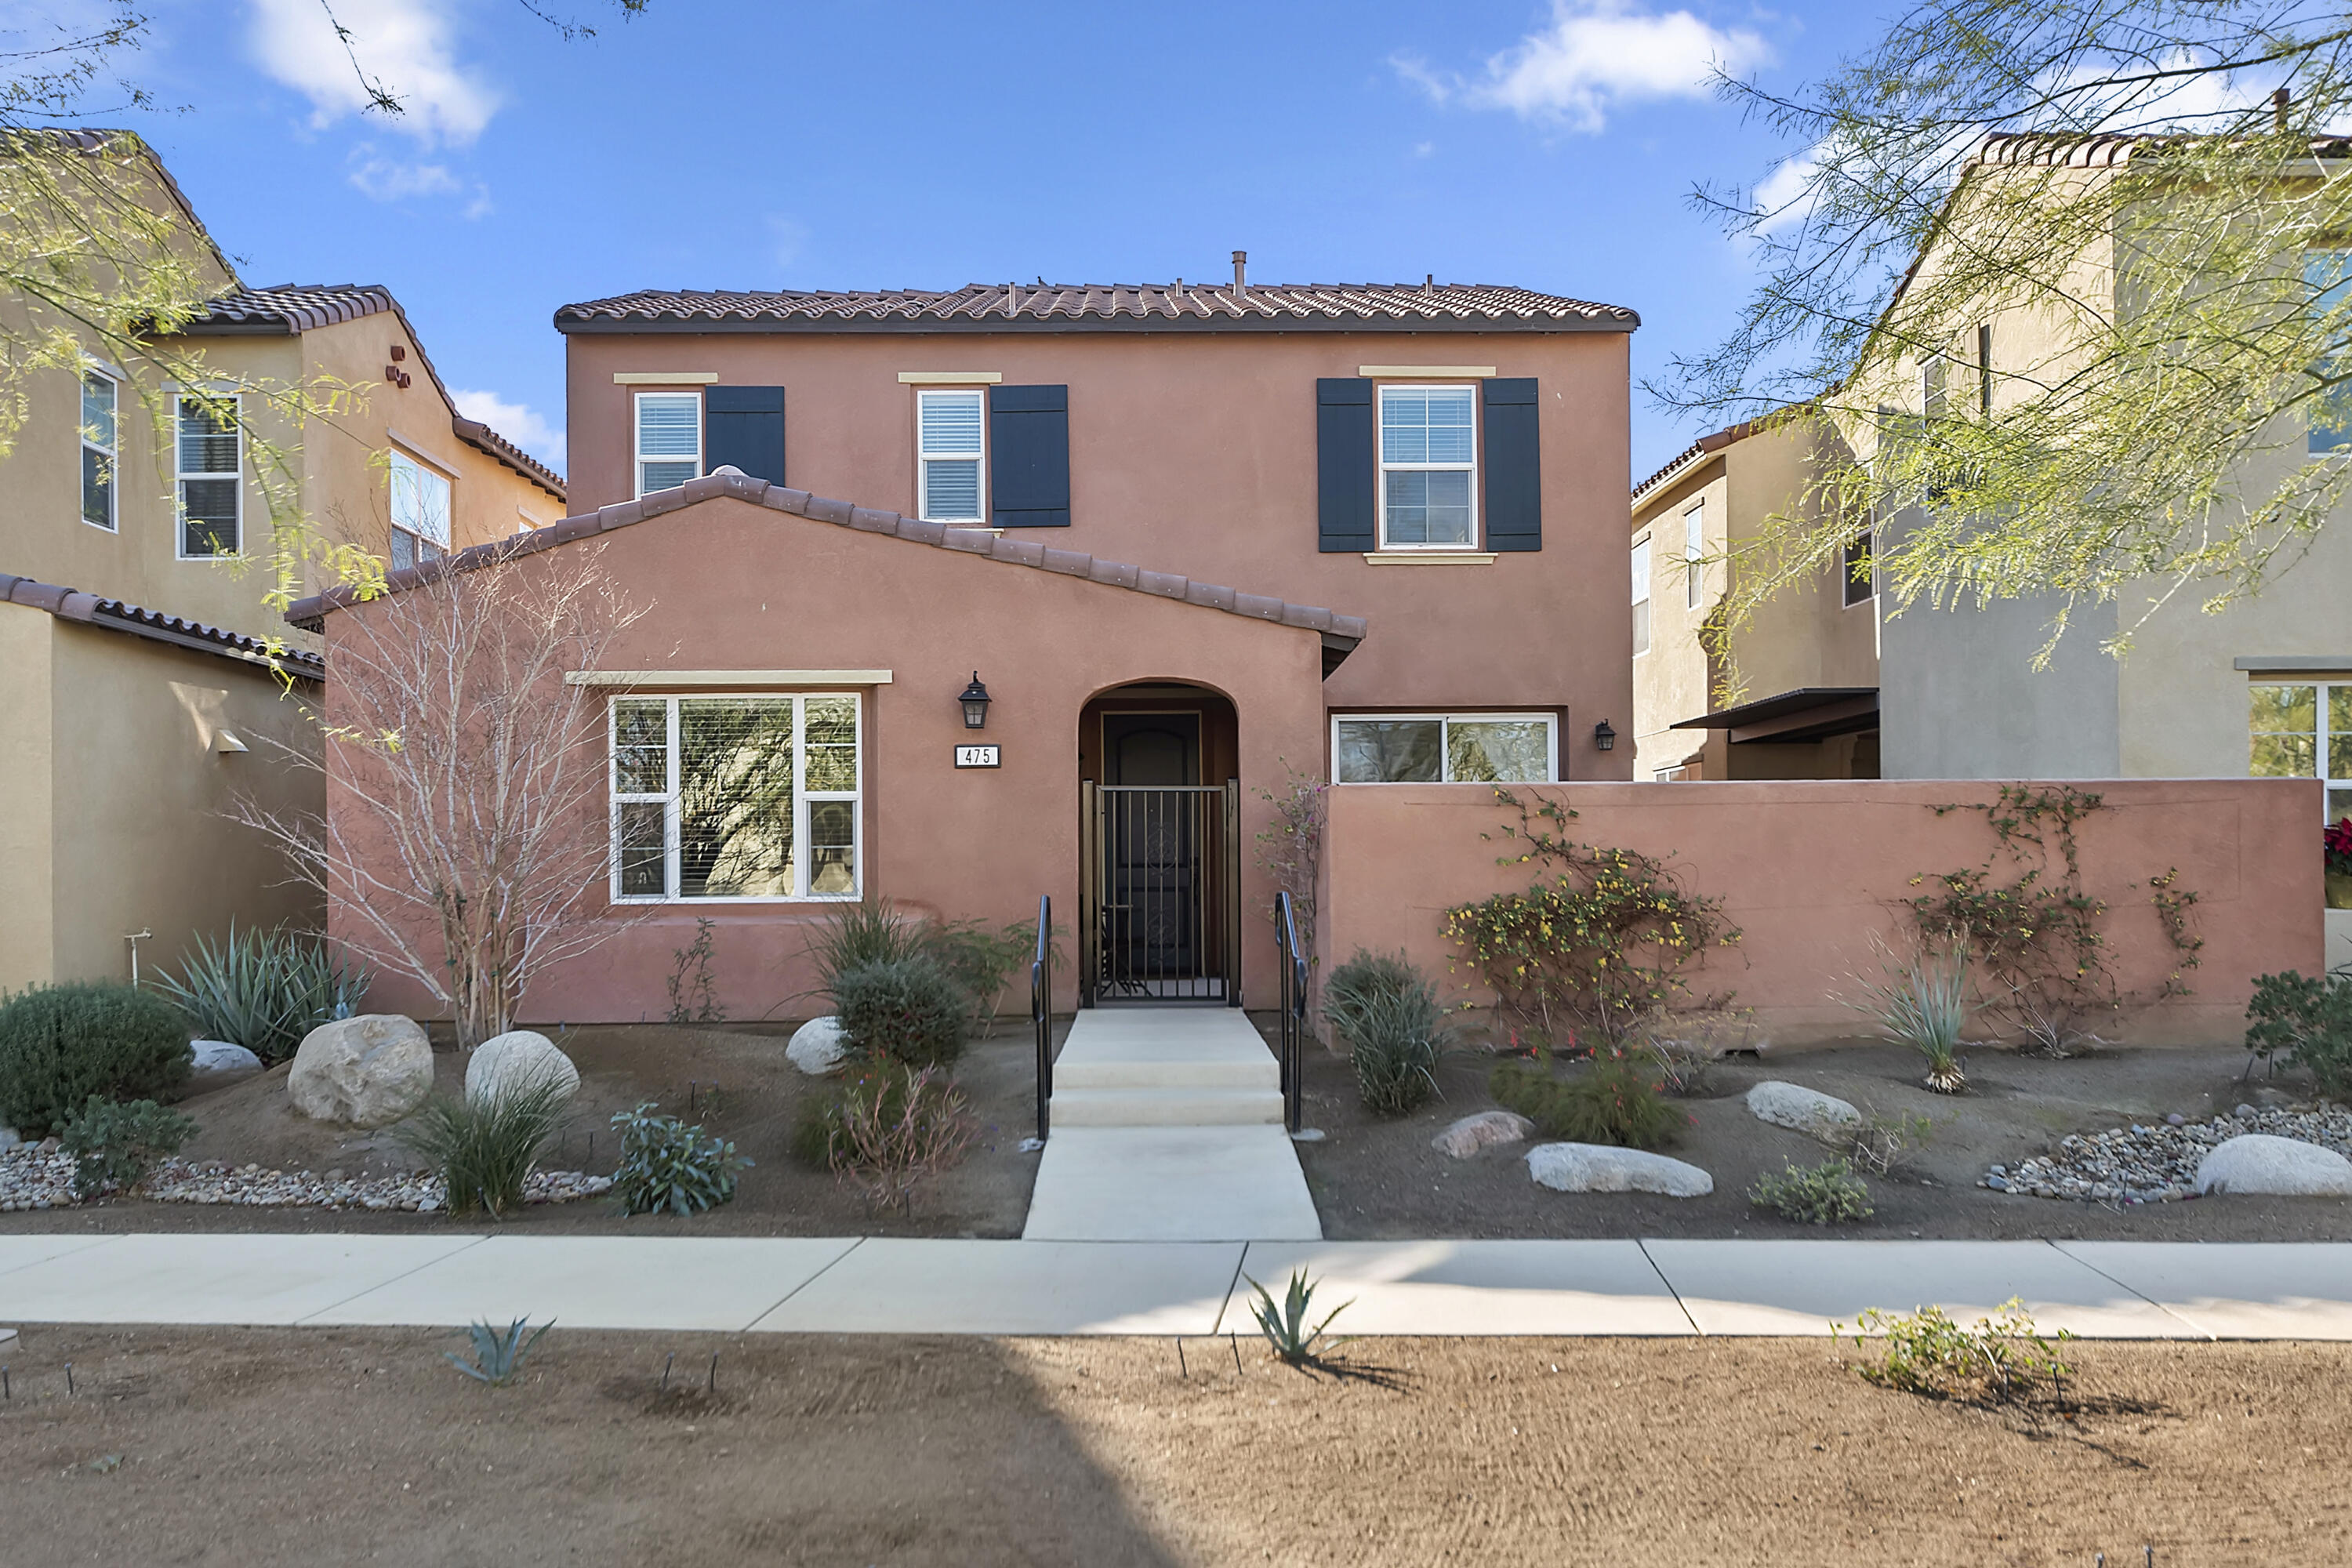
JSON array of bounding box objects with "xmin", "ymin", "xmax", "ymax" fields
[{"xmin": 0, "ymin": 572, "xmax": 323, "ymax": 680}]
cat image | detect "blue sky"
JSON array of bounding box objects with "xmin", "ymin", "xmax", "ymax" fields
[{"xmin": 49, "ymin": 0, "xmax": 1859, "ymax": 481}]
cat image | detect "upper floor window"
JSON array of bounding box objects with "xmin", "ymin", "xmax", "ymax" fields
[
  {"xmin": 2249, "ymin": 681, "xmax": 2352, "ymax": 825},
  {"xmin": 1842, "ymin": 524, "xmax": 1874, "ymax": 608},
  {"xmin": 1334, "ymin": 712, "xmax": 1555, "ymax": 784},
  {"xmin": 634, "ymin": 391, "xmax": 701, "ymax": 496},
  {"xmin": 80, "ymin": 370, "xmax": 116, "ymax": 532},
  {"xmin": 388, "ymin": 448, "xmax": 451, "ymax": 572},
  {"xmin": 1378, "ymin": 385, "xmax": 1476, "ymax": 548},
  {"xmin": 175, "ymin": 392, "xmax": 240, "ymax": 558},
  {"xmin": 1682, "ymin": 500, "xmax": 1705, "ymax": 610},
  {"xmin": 1921, "ymin": 355, "xmax": 1947, "ymax": 420},
  {"xmin": 2307, "ymin": 250, "xmax": 2352, "ymax": 455},
  {"xmin": 917, "ymin": 388, "xmax": 985, "ymax": 523},
  {"xmin": 1631, "ymin": 534, "xmax": 1652, "ymax": 655}
]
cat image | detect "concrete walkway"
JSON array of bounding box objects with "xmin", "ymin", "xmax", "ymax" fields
[{"xmin": 9, "ymin": 1234, "xmax": 2352, "ymax": 1338}]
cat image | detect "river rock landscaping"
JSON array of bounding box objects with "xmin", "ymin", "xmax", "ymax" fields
[
  {"xmin": 1984, "ymin": 1100, "xmax": 2352, "ymax": 1203},
  {"xmin": 0, "ymin": 1142, "xmax": 611, "ymax": 1213}
]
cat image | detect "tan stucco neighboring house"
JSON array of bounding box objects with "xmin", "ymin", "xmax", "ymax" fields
[{"xmin": 0, "ymin": 132, "xmax": 564, "ymax": 992}]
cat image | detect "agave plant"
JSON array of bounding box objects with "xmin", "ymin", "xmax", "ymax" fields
[
  {"xmin": 446, "ymin": 1318, "xmax": 553, "ymax": 1385},
  {"xmin": 149, "ymin": 923, "xmax": 370, "ymax": 1063},
  {"xmin": 1847, "ymin": 939, "xmax": 1972, "ymax": 1093},
  {"xmin": 1245, "ymin": 1269, "xmax": 1353, "ymax": 1367}
]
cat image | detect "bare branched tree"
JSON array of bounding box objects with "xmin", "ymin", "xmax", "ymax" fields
[{"xmin": 236, "ymin": 544, "xmax": 647, "ymax": 1047}]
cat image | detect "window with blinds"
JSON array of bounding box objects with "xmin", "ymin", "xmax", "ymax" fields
[
  {"xmin": 609, "ymin": 692, "xmax": 861, "ymax": 902},
  {"xmin": 176, "ymin": 393, "xmax": 241, "ymax": 557},
  {"xmin": 1377, "ymin": 385, "xmax": 1476, "ymax": 547},
  {"xmin": 916, "ymin": 388, "xmax": 985, "ymax": 522},
  {"xmin": 81, "ymin": 370, "xmax": 117, "ymax": 531},
  {"xmin": 635, "ymin": 391, "xmax": 702, "ymax": 497},
  {"xmin": 389, "ymin": 448, "xmax": 452, "ymax": 572}
]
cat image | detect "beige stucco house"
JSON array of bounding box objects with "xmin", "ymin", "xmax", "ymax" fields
[{"xmin": 0, "ymin": 133, "xmax": 562, "ymax": 993}]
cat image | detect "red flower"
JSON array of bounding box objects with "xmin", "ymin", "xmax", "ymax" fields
[{"xmin": 2327, "ymin": 817, "xmax": 2352, "ymax": 875}]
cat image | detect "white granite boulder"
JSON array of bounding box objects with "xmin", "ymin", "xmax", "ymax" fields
[
  {"xmin": 1526, "ymin": 1142, "xmax": 1714, "ymax": 1198},
  {"xmin": 0, "ymin": 1125, "xmax": 18, "ymax": 1152},
  {"xmin": 287, "ymin": 1014, "xmax": 435, "ymax": 1128},
  {"xmin": 191, "ymin": 1039, "xmax": 264, "ymax": 1076},
  {"xmin": 465, "ymin": 1031, "xmax": 579, "ymax": 1106},
  {"xmin": 787, "ymin": 1015, "xmax": 850, "ymax": 1076},
  {"xmin": 1432, "ymin": 1110, "xmax": 1536, "ymax": 1160},
  {"xmin": 1747, "ymin": 1081, "xmax": 1863, "ymax": 1142},
  {"xmin": 2194, "ymin": 1134, "xmax": 2352, "ymax": 1196}
]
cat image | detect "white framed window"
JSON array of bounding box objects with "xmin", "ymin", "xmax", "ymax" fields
[
  {"xmin": 2307, "ymin": 249, "xmax": 2352, "ymax": 454},
  {"xmin": 1631, "ymin": 533, "xmax": 1652, "ymax": 655},
  {"xmin": 916, "ymin": 387, "xmax": 985, "ymax": 522},
  {"xmin": 388, "ymin": 448, "xmax": 452, "ymax": 572},
  {"xmin": 1842, "ymin": 523, "xmax": 1875, "ymax": 608},
  {"xmin": 80, "ymin": 369, "xmax": 117, "ymax": 531},
  {"xmin": 1921, "ymin": 354, "xmax": 1948, "ymax": 419},
  {"xmin": 1682, "ymin": 500, "xmax": 1705, "ymax": 610},
  {"xmin": 611, "ymin": 692, "xmax": 862, "ymax": 902},
  {"xmin": 634, "ymin": 390, "xmax": 702, "ymax": 497},
  {"xmin": 1333, "ymin": 712, "xmax": 1556, "ymax": 784},
  {"xmin": 1377, "ymin": 384, "xmax": 1477, "ymax": 548},
  {"xmin": 2249, "ymin": 681, "xmax": 2352, "ymax": 824},
  {"xmin": 175, "ymin": 391, "xmax": 241, "ymax": 557}
]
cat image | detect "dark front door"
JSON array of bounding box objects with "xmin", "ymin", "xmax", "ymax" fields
[{"xmin": 1082, "ymin": 713, "xmax": 1239, "ymax": 1004}]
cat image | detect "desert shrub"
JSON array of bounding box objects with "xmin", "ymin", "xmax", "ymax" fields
[
  {"xmin": 1749, "ymin": 1158, "xmax": 1874, "ymax": 1225},
  {"xmin": 831, "ymin": 956, "xmax": 970, "ymax": 1068},
  {"xmin": 1843, "ymin": 939, "xmax": 1970, "ymax": 1093},
  {"xmin": 1322, "ymin": 949, "xmax": 1421, "ymax": 1040},
  {"xmin": 402, "ymin": 1077, "xmax": 572, "ymax": 1218},
  {"xmin": 0, "ymin": 981, "xmax": 192, "ymax": 1137},
  {"xmin": 925, "ymin": 916, "xmax": 1064, "ymax": 1033},
  {"xmin": 609, "ymin": 1101, "xmax": 751, "ymax": 1216},
  {"xmin": 1489, "ymin": 1051, "xmax": 1681, "ymax": 1150},
  {"xmin": 1845, "ymin": 1110, "xmax": 1935, "ymax": 1178},
  {"xmin": 823, "ymin": 1062, "xmax": 974, "ymax": 1212},
  {"xmin": 446, "ymin": 1318, "xmax": 551, "ymax": 1386},
  {"xmin": 1323, "ymin": 953, "xmax": 1446, "ymax": 1116},
  {"xmin": 1836, "ymin": 1298, "xmax": 2073, "ymax": 1403},
  {"xmin": 664, "ymin": 916, "xmax": 724, "ymax": 1026},
  {"xmin": 2245, "ymin": 968, "xmax": 2352, "ymax": 1098},
  {"xmin": 806, "ymin": 902, "xmax": 931, "ymax": 987},
  {"xmin": 149, "ymin": 923, "xmax": 370, "ymax": 1062},
  {"xmin": 57, "ymin": 1095, "xmax": 198, "ymax": 1199},
  {"xmin": 1245, "ymin": 1269, "xmax": 1352, "ymax": 1367}
]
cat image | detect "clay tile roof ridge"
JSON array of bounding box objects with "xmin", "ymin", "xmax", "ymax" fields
[{"xmin": 4, "ymin": 571, "xmax": 322, "ymax": 677}]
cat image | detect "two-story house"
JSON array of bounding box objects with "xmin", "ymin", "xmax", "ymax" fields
[
  {"xmin": 292, "ymin": 262, "xmax": 1640, "ymax": 1022},
  {"xmin": 1, "ymin": 132, "xmax": 564, "ymax": 993}
]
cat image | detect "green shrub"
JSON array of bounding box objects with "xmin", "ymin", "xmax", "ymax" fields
[
  {"xmin": 811, "ymin": 1061, "xmax": 974, "ymax": 1212},
  {"xmin": 1749, "ymin": 1158, "xmax": 1875, "ymax": 1225},
  {"xmin": 2245, "ymin": 968, "xmax": 2352, "ymax": 1098},
  {"xmin": 831, "ymin": 956, "xmax": 970, "ymax": 1068},
  {"xmin": 1322, "ymin": 953, "xmax": 1446, "ymax": 1116},
  {"xmin": 792, "ymin": 1058, "xmax": 963, "ymax": 1167},
  {"xmin": 148, "ymin": 923, "xmax": 370, "ymax": 1063},
  {"xmin": 57, "ymin": 1096, "xmax": 198, "ymax": 1199},
  {"xmin": 1489, "ymin": 1052, "xmax": 1681, "ymax": 1150},
  {"xmin": 807, "ymin": 902, "xmax": 931, "ymax": 987},
  {"xmin": 0, "ymin": 982, "xmax": 192, "ymax": 1137},
  {"xmin": 810, "ymin": 902, "xmax": 1053, "ymax": 1035},
  {"xmin": 402, "ymin": 1078, "xmax": 572, "ymax": 1218},
  {"xmin": 1845, "ymin": 941, "xmax": 1970, "ymax": 1092},
  {"xmin": 1321, "ymin": 949, "xmax": 1421, "ymax": 1040},
  {"xmin": 609, "ymin": 1102, "xmax": 751, "ymax": 1216},
  {"xmin": 1835, "ymin": 1298, "xmax": 2073, "ymax": 1403}
]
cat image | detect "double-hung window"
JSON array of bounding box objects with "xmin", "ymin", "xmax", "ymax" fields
[
  {"xmin": 2307, "ymin": 250, "xmax": 2352, "ymax": 454},
  {"xmin": 175, "ymin": 392, "xmax": 241, "ymax": 557},
  {"xmin": 611, "ymin": 692, "xmax": 861, "ymax": 902},
  {"xmin": 1630, "ymin": 534, "xmax": 1652, "ymax": 655},
  {"xmin": 634, "ymin": 391, "xmax": 702, "ymax": 496},
  {"xmin": 80, "ymin": 370, "xmax": 117, "ymax": 531},
  {"xmin": 1377, "ymin": 385, "xmax": 1476, "ymax": 547},
  {"xmin": 2249, "ymin": 682, "xmax": 2352, "ymax": 825},
  {"xmin": 387, "ymin": 448, "xmax": 451, "ymax": 571},
  {"xmin": 916, "ymin": 388, "xmax": 985, "ymax": 523},
  {"xmin": 1682, "ymin": 500, "xmax": 1705, "ymax": 610},
  {"xmin": 1334, "ymin": 713, "xmax": 1556, "ymax": 784},
  {"xmin": 1842, "ymin": 523, "xmax": 1875, "ymax": 608}
]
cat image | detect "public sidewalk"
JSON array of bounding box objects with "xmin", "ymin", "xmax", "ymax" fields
[{"xmin": 8, "ymin": 1233, "xmax": 2352, "ymax": 1338}]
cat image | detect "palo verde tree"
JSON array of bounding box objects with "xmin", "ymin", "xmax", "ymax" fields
[{"xmin": 1668, "ymin": 0, "xmax": 2352, "ymax": 657}]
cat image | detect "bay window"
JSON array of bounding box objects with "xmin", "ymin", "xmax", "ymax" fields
[{"xmin": 1334, "ymin": 713, "xmax": 1556, "ymax": 784}]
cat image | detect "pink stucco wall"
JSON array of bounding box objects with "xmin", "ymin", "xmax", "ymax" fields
[{"xmin": 1322, "ymin": 779, "xmax": 2325, "ymax": 1048}]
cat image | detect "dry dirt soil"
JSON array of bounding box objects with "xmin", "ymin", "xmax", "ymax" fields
[{"xmin": 0, "ymin": 1325, "xmax": 2341, "ymax": 1565}]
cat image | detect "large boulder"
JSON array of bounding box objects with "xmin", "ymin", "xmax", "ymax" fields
[
  {"xmin": 1526, "ymin": 1142, "xmax": 1713, "ymax": 1198},
  {"xmin": 465, "ymin": 1031, "xmax": 579, "ymax": 1106},
  {"xmin": 191, "ymin": 1039, "xmax": 264, "ymax": 1076},
  {"xmin": 287, "ymin": 1014, "xmax": 435, "ymax": 1128},
  {"xmin": 2194, "ymin": 1134, "xmax": 2352, "ymax": 1196},
  {"xmin": 1432, "ymin": 1110, "xmax": 1536, "ymax": 1160},
  {"xmin": 787, "ymin": 1015, "xmax": 850, "ymax": 1076},
  {"xmin": 1747, "ymin": 1081, "xmax": 1862, "ymax": 1142}
]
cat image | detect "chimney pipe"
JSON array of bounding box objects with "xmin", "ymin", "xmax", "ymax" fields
[
  {"xmin": 2275, "ymin": 86, "xmax": 2291, "ymax": 134},
  {"xmin": 1232, "ymin": 250, "xmax": 1247, "ymax": 289}
]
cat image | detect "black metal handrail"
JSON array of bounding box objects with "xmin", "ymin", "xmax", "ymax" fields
[
  {"xmin": 1031, "ymin": 893, "xmax": 1053, "ymax": 1144},
  {"xmin": 1274, "ymin": 889, "xmax": 1306, "ymax": 1134}
]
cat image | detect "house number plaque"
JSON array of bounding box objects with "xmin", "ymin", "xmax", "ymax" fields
[{"xmin": 954, "ymin": 745, "xmax": 1001, "ymax": 768}]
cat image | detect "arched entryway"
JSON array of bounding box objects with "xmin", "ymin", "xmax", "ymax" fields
[{"xmin": 1076, "ymin": 681, "xmax": 1242, "ymax": 1006}]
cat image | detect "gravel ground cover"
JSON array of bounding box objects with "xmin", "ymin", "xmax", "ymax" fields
[
  {"xmin": 1987, "ymin": 1101, "xmax": 2352, "ymax": 1203},
  {"xmin": 0, "ymin": 1145, "xmax": 609, "ymax": 1214}
]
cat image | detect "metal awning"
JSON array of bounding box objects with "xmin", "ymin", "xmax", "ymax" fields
[{"xmin": 1670, "ymin": 686, "xmax": 1878, "ymax": 745}]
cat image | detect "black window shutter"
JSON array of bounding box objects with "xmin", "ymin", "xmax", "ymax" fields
[
  {"xmin": 704, "ymin": 386, "xmax": 786, "ymax": 485},
  {"xmin": 989, "ymin": 384, "xmax": 1070, "ymax": 527},
  {"xmin": 1482, "ymin": 378, "xmax": 1541, "ymax": 553},
  {"xmin": 1317, "ymin": 378, "xmax": 1375, "ymax": 553}
]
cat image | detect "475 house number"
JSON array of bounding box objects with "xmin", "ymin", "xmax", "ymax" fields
[{"xmin": 954, "ymin": 744, "xmax": 1000, "ymax": 768}]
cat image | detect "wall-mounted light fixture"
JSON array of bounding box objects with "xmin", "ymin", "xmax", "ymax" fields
[
  {"xmin": 958, "ymin": 672, "xmax": 993, "ymax": 730},
  {"xmin": 1592, "ymin": 719, "xmax": 1617, "ymax": 751}
]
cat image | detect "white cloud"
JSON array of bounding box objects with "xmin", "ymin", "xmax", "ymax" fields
[
  {"xmin": 452, "ymin": 388, "xmax": 564, "ymax": 473},
  {"xmin": 1403, "ymin": 0, "xmax": 1769, "ymax": 133},
  {"xmin": 347, "ymin": 151, "xmax": 459, "ymax": 199},
  {"xmin": 249, "ymin": 0, "xmax": 499, "ymax": 146},
  {"xmin": 766, "ymin": 214, "xmax": 809, "ymax": 268}
]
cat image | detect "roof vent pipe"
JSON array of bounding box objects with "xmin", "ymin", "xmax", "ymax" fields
[
  {"xmin": 2275, "ymin": 86, "xmax": 2291, "ymax": 133},
  {"xmin": 1232, "ymin": 250, "xmax": 1247, "ymax": 289}
]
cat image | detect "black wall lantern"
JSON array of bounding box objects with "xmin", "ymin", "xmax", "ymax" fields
[
  {"xmin": 958, "ymin": 672, "xmax": 993, "ymax": 730},
  {"xmin": 1592, "ymin": 719, "xmax": 1617, "ymax": 751}
]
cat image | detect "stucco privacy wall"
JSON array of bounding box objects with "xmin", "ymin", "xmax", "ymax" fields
[
  {"xmin": 1322, "ymin": 778, "xmax": 2323, "ymax": 1048},
  {"xmin": 321, "ymin": 485, "xmax": 1333, "ymax": 1025}
]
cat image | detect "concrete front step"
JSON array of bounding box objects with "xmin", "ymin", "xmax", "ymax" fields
[
  {"xmin": 1048, "ymin": 1086, "xmax": 1284, "ymax": 1127},
  {"xmin": 1054, "ymin": 1055, "xmax": 1278, "ymax": 1091}
]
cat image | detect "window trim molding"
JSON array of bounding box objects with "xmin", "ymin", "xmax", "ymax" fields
[
  {"xmin": 915, "ymin": 385, "xmax": 988, "ymax": 524},
  {"xmin": 633, "ymin": 388, "xmax": 703, "ymax": 499},
  {"xmin": 172, "ymin": 389, "xmax": 243, "ymax": 561},
  {"xmin": 1374, "ymin": 381, "xmax": 1480, "ymax": 551},
  {"xmin": 387, "ymin": 444, "xmax": 454, "ymax": 568},
  {"xmin": 1330, "ymin": 710, "xmax": 1560, "ymax": 786},
  {"xmin": 80, "ymin": 367, "xmax": 118, "ymax": 533},
  {"xmin": 2246, "ymin": 677, "xmax": 2352, "ymax": 822}
]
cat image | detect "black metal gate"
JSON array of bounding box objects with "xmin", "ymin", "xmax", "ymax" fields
[{"xmin": 1080, "ymin": 780, "xmax": 1240, "ymax": 1004}]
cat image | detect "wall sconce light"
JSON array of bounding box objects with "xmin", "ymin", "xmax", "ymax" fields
[
  {"xmin": 1592, "ymin": 719, "xmax": 1617, "ymax": 752},
  {"xmin": 958, "ymin": 672, "xmax": 993, "ymax": 730}
]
